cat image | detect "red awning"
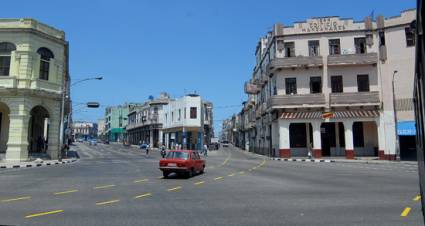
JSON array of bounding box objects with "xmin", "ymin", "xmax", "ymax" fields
[{"xmin": 280, "ymin": 110, "xmax": 379, "ymax": 119}]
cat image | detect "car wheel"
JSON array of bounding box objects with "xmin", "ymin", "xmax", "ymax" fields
[
  {"xmin": 187, "ymin": 168, "xmax": 194, "ymax": 178},
  {"xmin": 162, "ymin": 171, "xmax": 169, "ymax": 178}
]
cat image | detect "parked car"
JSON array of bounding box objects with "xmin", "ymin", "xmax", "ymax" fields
[
  {"xmin": 103, "ymin": 140, "xmax": 109, "ymax": 144},
  {"xmin": 159, "ymin": 150, "xmax": 205, "ymax": 178},
  {"xmin": 77, "ymin": 138, "xmax": 84, "ymax": 143},
  {"xmin": 222, "ymin": 140, "xmax": 229, "ymax": 147},
  {"xmin": 89, "ymin": 139, "xmax": 97, "ymax": 146}
]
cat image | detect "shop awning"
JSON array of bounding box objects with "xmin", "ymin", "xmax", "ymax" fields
[
  {"xmin": 397, "ymin": 121, "xmax": 416, "ymax": 136},
  {"xmin": 280, "ymin": 110, "xmax": 379, "ymax": 119}
]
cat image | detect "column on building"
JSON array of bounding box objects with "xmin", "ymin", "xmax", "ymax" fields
[
  {"xmin": 278, "ymin": 120, "xmax": 290, "ymax": 158},
  {"xmin": 343, "ymin": 120, "xmax": 355, "ymax": 159},
  {"xmin": 311, "ymin": 121, "xmax": 322, "ymax": 158},
  {"xmin": 6, "ymin": 103, "xmax": 30, "ymax": 161},
  {"xmin": 47, "ymin": 105, "xmax": 61, "ymax": 160},
  {"xmin": 149, "ymin": 129, "xmax": 154, "ymax": 146},
  {"xmin": 376, "ymin": 117, "xmax": 387, "ymax": 160}
]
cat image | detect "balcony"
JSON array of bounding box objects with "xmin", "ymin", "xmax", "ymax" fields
[
  {"xmin": 268, "ymin": 56, "xmax": 323, "ymax": 72},
  {"xmin": 327, "ymin": 53, "xmax": 378, "ymax": 66},
  {"xmin": 267, "ymin": 94, "xmax": 326, "ymax": 109},
  {"xmin": 244, "ymin": 81, "xmax": 260, "ymax": 94},
  {"xmin": 329, "ymin": 91, "xmax": 380, "ymax": 107}
]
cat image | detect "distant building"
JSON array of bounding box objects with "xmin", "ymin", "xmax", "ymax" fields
[
  {"xmin": 162, "ymin": 94, "xmax": 213, "ymax": 150},
  {"xmin": 238, "ymin": 9, "xmax": 416, "ymax": 160},
  {"xmin": 104, "ymin": 104, "xmax": 131, "ymax": 142},
  {"xmin": 126, "ymin": 93, "xmax": 171, "ymax": 147},
  {"xmin": 97, "ymin": 119, "xmax": 106, "ymax": 139},
  {"xmin": 0, "ymin": 19, "xmax": 70, "ymax": 161},
  {"xmin": 72, "ymin": 122, "xmax": 97, "ymax": 140}
]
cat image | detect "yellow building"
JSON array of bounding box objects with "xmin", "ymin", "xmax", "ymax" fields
[{"xmin": 0, "ymin": 19, "xmax": 69, "ymax": 161}]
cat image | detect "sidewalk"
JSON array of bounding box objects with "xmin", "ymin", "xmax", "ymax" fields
[
  {"xmin": 0, "ymin": 150, "xmax": 79, "ymax": 169},
  {"xmin": 230, "ymin": 146, "xmax": 417, "ymax": 165},
  {"xmin": 271, "ymin": 156, "xmax": 418, "ymax": 165}
]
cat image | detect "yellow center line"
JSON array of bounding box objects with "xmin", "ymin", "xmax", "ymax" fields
[
  {"xmin": 214, "ymin": 176, "xmax": 223, "ymax": 180},
  {"xmin": 194, "ymin": 181, "xmax": 205, "ymax": 186},
  {"xmin": 25, "ymin": 209, "xmax": 64, "ymax": 219},
  {"xmin": 53, "ymin": 189, "xmax": 78, "ymax": 195},
  {"xmin": 96, "ymin": 199, "xmax": 120, "ymax": 206},
  {"xmin": 93, "ymin": 184, "xmax": 115, "ymax": 190},
  {"xmin": 227, "ymin": 173, "xmax": 235, "ymax": 177},
  {"xmin": 167, "ymin": 186, "xmax": 182, "ymax": 191},
  {"xmin": 133, "ymin": 179, "xmax": 149, "ymax": 183},
  {"xmin": 133, "ymin": 192, "xmax": 152, "ymax": 199},
  {"xmin": 401, "ymin": 207, "xmax": 411, "ymax": 217},
  {"xmin": 1, "ymin": 196, "xmax": 31, "ymax": 203},
  {"xmin": 239, "ymin": 171, "xmax": 245, "ymax": 174},
  {"xmin": 413, "ymin": 195, "xmax": 421, "ymax": 201}
]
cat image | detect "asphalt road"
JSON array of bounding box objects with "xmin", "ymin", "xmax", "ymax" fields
[{"xmin": 0, "ymin": 143, "xmax": 423, "ymax": 226}]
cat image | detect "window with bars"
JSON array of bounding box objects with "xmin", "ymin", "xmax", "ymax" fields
[
  {"xmin": 285, "ymin": 78, "xmax": 297, "ymax": 94},
  {"xmin": 328, "ymin": 39, "xmax": 340, "ymax": 55},
  {"xmin": 357, "ymin": 74, "xmax": 370, "ymax": 92},
  {"xmin": 331, "ymin": 76, "xmax": 343, "ymax": 93},
  {"xmin": 405, "ymin": 27, "xmax": 415, "ymax": 47},
  {"xmin": 284, "ymin": 42, "xmax": 295, "ymax": 57},
  {"xmin": 310, "ymin": 76, "xmax": 322, "ymax": 93},
  {"xmin": 354, "ymin": 37, "xmax": 367, "ymax": 54},
  {"xmin": 308, "ymin": 40, "xmax": 320, "ymax": 56}
]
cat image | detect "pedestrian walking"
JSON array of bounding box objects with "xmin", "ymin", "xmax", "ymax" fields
[
  {"xmin": 203, "ymin": 144, "xmax": 208, "ymax": 156},
  {"xmin": 146, "ymin": 143, "xmax": 150, "ymax": 156}
]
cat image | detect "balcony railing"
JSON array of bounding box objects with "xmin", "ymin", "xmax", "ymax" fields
[
  {"xmin": 267, "ymin": 94, "xmax": 326, "ymax": 109},
  {"xmin": 327, "ymin": 53, "xmax": 378, "ymax": 66},
  {"xmin": 329, "ymin": 91, "xmax": 380, "ymax": 106},
  {"xmin": 268, "ymin": 56, "xmax": 323, "ymax": 72}
]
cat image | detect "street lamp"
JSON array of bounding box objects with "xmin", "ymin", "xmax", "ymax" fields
[
  {"xmin": 392, "ymin": 70, "xmax": 400, "ymax": 160},
  {"xmin": 59, "ymin": 76, "xmax": 103, "ymax": 160}
]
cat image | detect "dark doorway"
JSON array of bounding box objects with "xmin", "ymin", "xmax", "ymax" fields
[
  {"xmin": 400, "ymin": 136, "xmax": 417, "ymax": 161},
  {"xmin": 28, "ymin": 106, "xmax": 50, "ymax": 153},
  {"xmin": 321, "ymin": 123, "xmax": 336, "ymax": 156}
]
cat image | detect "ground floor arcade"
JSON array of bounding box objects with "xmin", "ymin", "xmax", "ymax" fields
[
  {"xmin": 127, "ymin": 125, "xmax": 162, "ymax": 147},
  {"xmin": 0, "ymin": 93, "xmax": 61, "ymax": 161},
  {"xmin": 261, "ymin": 110, "xmax": 398, "ymax": 160},
  {"xmin": 163, "ymin": 126, "xmax": 205, "ymax": 150}
]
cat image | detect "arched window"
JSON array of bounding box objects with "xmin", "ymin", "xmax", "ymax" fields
[
  {"xmin": 37, "ymin": 47, "xmax": 54, "ymax": 80},
  {"xmin": 0, "ymin": 42, "xmax": 16, "ymax": 76}
]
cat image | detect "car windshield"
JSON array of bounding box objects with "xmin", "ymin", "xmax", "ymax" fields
[{"xmin": 166, "ymin": 152, "xmax": 189, "ymax": 160}]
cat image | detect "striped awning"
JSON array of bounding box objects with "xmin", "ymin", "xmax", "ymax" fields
[
  {"xmin": 280, "ymin": 112, "xmax": 322, "ymax": 119},
  {"xmin": 280, "ymin": 110, "xmax": 379, "ymax": 119}
]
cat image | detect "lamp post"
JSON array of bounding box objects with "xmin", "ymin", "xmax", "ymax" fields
[
  {"xmin": 392, "ymin": 70, "xmax": 400, "ymax": 160},
  {"xmin": 59, "ymin": 76, "xmax": 103, "ymax": 159}
]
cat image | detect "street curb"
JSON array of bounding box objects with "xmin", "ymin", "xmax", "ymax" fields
[
  {"xmin": 0, "ymin": 158, "xmax": 78, "ymax": 169},
  {"xmin": 271, "ymin": 157, "xmax": 335, "ymax": 163}
]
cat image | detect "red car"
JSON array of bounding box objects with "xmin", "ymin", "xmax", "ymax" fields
[{"xmin": 159, "ymin": 150, "xmax": 205, "ymax": 178}]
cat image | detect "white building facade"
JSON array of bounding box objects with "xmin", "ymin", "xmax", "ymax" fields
[
  {"xmin": 162, "ymin": 94, "xmax": 213, "ymax": 150},
  {"xmin": 72, "ymin": 121, "xmax": 97, "ymax": 140},
  {"xmin": 126, "ymin": 93, "xmax": 170, "ymax": 147},
  {"xmin": 244, "ymin": 9, "xmax": 416, "ymax": 160}
]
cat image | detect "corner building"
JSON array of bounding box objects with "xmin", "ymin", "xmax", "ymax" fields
[
  {"xmin": 0, "ymin": 19, "xmax": 69, "ymax": 161},
  {"xmin": 245, "ymin": 10, "xmax": 416, "ymax": 160}
]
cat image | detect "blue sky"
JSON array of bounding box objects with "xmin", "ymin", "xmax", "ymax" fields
[{"xmin": 3, "ymin": 0, "xmax": 416, "ymax": 134}]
